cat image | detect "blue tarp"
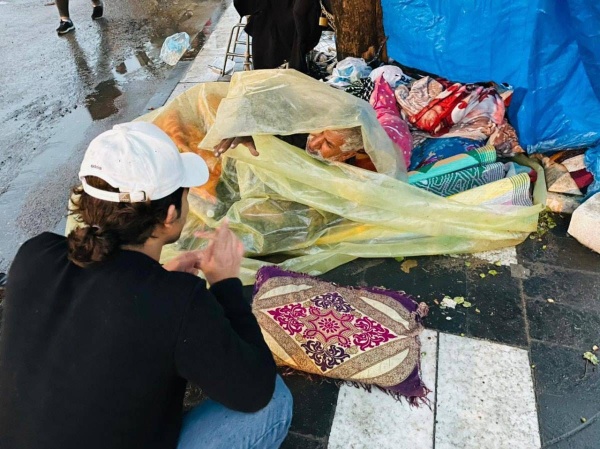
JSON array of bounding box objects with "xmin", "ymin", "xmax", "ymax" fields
[{"xmin": 381, "ymin": 0, "xmax": 600, "ymax": 154}]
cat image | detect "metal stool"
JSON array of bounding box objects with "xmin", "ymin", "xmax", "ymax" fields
[{"xmin": 222, "ymin": 15, "xmax": 252, "ymax": 75}]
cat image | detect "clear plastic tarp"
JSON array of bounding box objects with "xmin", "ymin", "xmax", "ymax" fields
[{"xmin": 136, "ymin": 70, "xmax": 543, "ymax": 285}]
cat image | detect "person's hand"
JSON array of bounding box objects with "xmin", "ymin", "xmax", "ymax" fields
[
  {"xmin": 162, "ymin": 250, "xmax": 204, "ymax": 275},
  {"xmin": 213, "ymin": 136, "xmax": 259, "ymax": 157},
  {"xmin": 195, "ymin": 220, "xmax": 244, "ymax": 285}
]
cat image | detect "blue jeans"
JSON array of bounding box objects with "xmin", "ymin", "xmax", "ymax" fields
[{"xmin": 177, "ymin": 376, "xmax": 293, "ymax": 449}]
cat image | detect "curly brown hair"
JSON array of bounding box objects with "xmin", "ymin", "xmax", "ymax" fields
[{"xmin": 67, "ymin": 176, "xmax": 185, "ymax": 268}]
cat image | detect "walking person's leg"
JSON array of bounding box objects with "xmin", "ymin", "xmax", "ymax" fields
[
  {"xmin": 177, "ymin": 376, "xmax": 293, "ymax": 449},
  {"xmin": 56, "ymin": 0, "xmax": 75, "ymax": 35},
  {"xmin": 91, "ymin": 0, "xmax": 104, "ymax": 20}
]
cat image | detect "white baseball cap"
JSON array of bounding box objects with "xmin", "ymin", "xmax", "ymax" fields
[{"xmin": 79, "ymin": 122, "xmax": 209, "ymax": 202}]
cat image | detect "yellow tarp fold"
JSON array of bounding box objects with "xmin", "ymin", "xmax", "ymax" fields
[{"xmin": 134, "ymin": 70, "xmax": 542, "ymax": 285}]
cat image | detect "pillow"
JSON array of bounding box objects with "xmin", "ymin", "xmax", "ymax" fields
[{"xmin": 252, "ymin": 266, "xmax": 429, "ymax": 402}]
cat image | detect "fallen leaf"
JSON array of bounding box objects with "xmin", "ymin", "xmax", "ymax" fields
[
  {"xmin": 547, "ymin": 298, "xmax": 555, "ymax": 303},
  {"xmin": 479, "ymin": 273, "xmax": 486, "ymax": 279},
  {"xmin": 495, "ymin": 261, "xmax": 502, "ymax": 266},
  {"xmin": 583, "ymin": 352, "xmax": 599, "ymax": 365},
  {"xmin": 462, "ymin": 301, "xmax": 472, "ymax": 308},
  {"xmin": 454, "ymin": 296, "xmax": 465, "ymax": 305},
  {"xmin": 581, "ymin": 417, "xmax": 587, "ymax": 423},
  {"xmin": 542, "ymin": 245, "xmax": 547, "ymax": 250},
  {"xmin": 446, "ymin": 317, "xmax": 452, "ymax": 321},
  {"xmin": 488, "ymin": 269, "xmax": 498, "ymax": 276},
  {"xmin": 400, "ymin": 259, "xmax": 418, "ymax": 273},
  {"xmin": 434, "ymin": 299, "xmax": 440, "ymax": 305},
  {"xmin": 465, "ymin": 261, "xmax": 472, "ymax": 267},
  {"xmin": 394, "ymin": 256, "xmax": 405, "ymax": 263},
  {"xmin": 475, "ymin": 308, "xmax": 481, "ymax": 314},
  {"xmin": 531, "ymin": 364, "xmax": 536, "ymax": 369},
  {"xmin": 460, "ymin": 333, "xmax": 465, "ymax": 337},
  {"xmin": 593, "ymin": 345, "xmax": 599, "ymax": 352}
]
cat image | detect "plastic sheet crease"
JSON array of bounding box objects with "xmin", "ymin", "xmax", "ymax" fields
[{"xmin": 135, "ymin": 70, "xmax": 542, "ymax": 285}]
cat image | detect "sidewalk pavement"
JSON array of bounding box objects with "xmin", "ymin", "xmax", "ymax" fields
[{"xmin": 152, "ymin": 4, "xmax": 600, "ymax": 447}]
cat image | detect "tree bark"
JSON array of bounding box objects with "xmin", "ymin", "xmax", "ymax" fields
[{"xmin": 328, "ymin": 0, "xmax": 387, "ymax": 62}]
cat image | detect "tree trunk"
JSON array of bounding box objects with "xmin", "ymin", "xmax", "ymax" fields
[{"xmin": 328, "ymin": 0, "xmax": 387, "ymax": 62}]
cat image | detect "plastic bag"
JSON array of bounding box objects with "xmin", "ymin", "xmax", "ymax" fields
[
  {"xmin": 160, "ymin": 32, "xmax": 191, "ymax": 66},
  {"xmin": 327, "ymin": 57, "xmax": 372, "ymax": 88},
  {"xmin": 135, "ymin": 70, "xmax": 542, "ymax": 285}
]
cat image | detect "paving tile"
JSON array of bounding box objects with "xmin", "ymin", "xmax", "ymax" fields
[
  {"xmin": 321, "ymin": 257, "xmax": 468, "ymax": 336},
  {"xmin": 327, "ymin": 330, "xmax": 437, "ymax": 449},
  {"xmin": 517, "ymin": 232, "xmax": 600, "ymax": 274},
  {"xmin": 280, "ymin": 432, "xmax": 327, "ymax": 449},
  {"xmin": 281, "ymin": 371, "xmax": 340, "ymax": 439},
  {"xmin": 523, "ymin": 264, "xmax": 600, "ymax": 310},
  {"xmin": 530, "ymin": 341, "xmax": 600, "ymax": 447},
  {"xmin": 527, "ymin": 299, "xmax": 600, "ymax": 348},
  {"xmin": 436, "ymin": 333, "xmax": 540, "ymax": 449},
  {"xmin": 549, "ymin": 420, "xmax": 600, "ymax": 449},
  {"xmin": 167, "ymin": 83, "xmax": 199, "ymax": 103},
  {"xmin": 465, "ymin": 266, "xmax": 527, "ymax": 347}
]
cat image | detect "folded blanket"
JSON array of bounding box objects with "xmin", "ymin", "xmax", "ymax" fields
[
  {"xmin": 451, "ymin": 173, "xmax": 533, "ymax": 207},
  {"xmin": 395, "ymin": 77, "xmax": 505, "ymax": 139},
  {"xmin": 408, "ymin": 145, "xmax": 496, "ymax": 184},
  {"xmin": 410, "ymin": 137, "xmax": 486, "ymax": 170},
  {"xmin": 411, "ymin": 162, "xmax": 505, "ymax": 197},
  {"xmin": 370, "ymin": 75, "xmax": 413, "ymax": 169}
]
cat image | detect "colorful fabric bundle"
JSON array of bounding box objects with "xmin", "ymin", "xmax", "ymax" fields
[
  {"xmin": 369, "ymin": 75, "xmax": 413, "ymax": 169},
  {"xmin": 451, "ymin": 173, "xmax": 533, "ymax": 207},
  {"xmin": 395, "ymin": 77, "xmax": 505, "ymax": 139},
  {"xmin": 410, "ymin": 162, "xmax": 505, "ymax": 197},
  {"xmin": 252, "ymin": 266, "xmax": 430, "ymax": 403},
  {"xmin": 408, "ymin": 145, "xmax": 497, "ymax": 184},
  {"xmin": 533, "ymin": 150, "xmax": 593, "ymax": 196},
  {"xmin": 409, "ymin": 137, "xmax": 486, "ymax": 170},
  {"xmin": 488, "ymin": 120, "xmax": 525, "ymax": 157}
]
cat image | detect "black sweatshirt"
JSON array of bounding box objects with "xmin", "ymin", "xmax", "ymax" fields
[{"xmin": 0, "ymin": 232, "xmax": 276, "ymax": 449}]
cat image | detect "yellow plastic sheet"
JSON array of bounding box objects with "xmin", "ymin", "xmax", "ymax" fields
[{"xmin": 135, "ymin": 70, "xmax": 543, "ymax": 285}]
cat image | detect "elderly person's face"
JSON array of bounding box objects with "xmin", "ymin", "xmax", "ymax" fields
[{"xmin": 306, "ymin": 128, "xmax": 364, "ymax": 162}]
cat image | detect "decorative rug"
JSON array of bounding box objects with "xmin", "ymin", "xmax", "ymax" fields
[{"xmin": 252, "ymin": 266, "xmax": 430, "ymax": 403}]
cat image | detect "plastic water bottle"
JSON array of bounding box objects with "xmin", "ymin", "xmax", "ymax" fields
[{"xmin": 160, "ymin": 32, "xmax": 191, "ymax": 66}]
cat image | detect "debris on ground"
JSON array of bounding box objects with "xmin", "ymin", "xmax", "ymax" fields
[
  {"xmin": 547, "ymin": 298, "xmax": 555, "ymax": 303},
  {"xmin": 394, "ymin": 257, "xmax": 405, "ymax": 263},
  {"xmin": 510, "ymin": 264, "xmax": 531, "ymax": 279},
  {"xmin": 440, "ymin": 296, "xmax": 457, "ymax": 309},
  {"xmin": 400, "ymin": 259, "xmax": 418, "ymax": 273},
  {"xmin": 593, "ymin": 345, "xmax": 599, "ymax": 352},
  {"xmin": 583, "ymin": 351, "xmax": 599, "ymax": 366},
  {"xmin": 537, "ymin": 209, "xmax": 558, "ymax": 237},
  {"xmin": 488, "ymin": 269, "xmax": 498, "ymax": 276},
  {"xmin": 479, "ymin": 273, "xmax": 486, "ymax": 278},
  {"xmin": 465, "ymin": 261, "xmax": 472, "ymax": 267},
  {"xmin": 581, "ymin": 417, "xmax": 587, "ymax": 423}
]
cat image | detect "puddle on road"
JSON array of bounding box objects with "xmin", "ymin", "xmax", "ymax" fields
[{"xmin": 85, "ymin": 79, "xmax": 122, "ymax": 121}]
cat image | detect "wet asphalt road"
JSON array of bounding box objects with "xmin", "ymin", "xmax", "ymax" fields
[{"xmin": 0, "ymin": 0, "xmax": 228, "ymax": 271}]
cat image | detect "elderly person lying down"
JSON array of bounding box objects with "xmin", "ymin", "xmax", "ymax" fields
[{"xmin": 213, "ymin": 127, "xmax": 377, "ymax": 171}]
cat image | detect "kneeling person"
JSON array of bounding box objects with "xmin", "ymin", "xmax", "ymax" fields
[{"xmin": 0, "ymin": 122, "xmax": 292, "ymax": 449}]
